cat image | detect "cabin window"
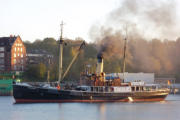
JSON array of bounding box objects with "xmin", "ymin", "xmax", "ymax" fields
[
  {"xmin": 136, "ymin": 87, "xmax": 139, "ymax": 91},
  {"xmin": 100, "ymin": 87, "xmax": 105, "ymax": 92},
  {"xmin": 105, "ymin": 87, "xmax": 107, "ymax": 92},
  {"xmin": 132, "ymin": 87, "xmax": 135, "ymax": 91},
  {"xmin": 152, "ymin": 86, "xmax": 156, "ymax": 90},
  {"xmin": 95, "ymin": 87, "xmax": 98, "ymax": 92},
  {"xmin": 91, "ymin": 87, "xmax": 93, "ymax": 91}
]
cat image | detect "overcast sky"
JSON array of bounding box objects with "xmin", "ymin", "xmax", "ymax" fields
[
  {"xmin": 0, "ymin": 0, "xmax": 180, "ymax": 42},
  {"xmin": 0, "ymin": 0, "xmax": 120, "ymax": 42}
]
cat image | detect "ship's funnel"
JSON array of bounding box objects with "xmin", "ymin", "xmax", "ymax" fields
[{"xmin": 96, "ymin": 53, "xmax": 103, "ymax": 75}]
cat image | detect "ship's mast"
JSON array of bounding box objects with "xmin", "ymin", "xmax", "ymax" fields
[
  {"xmin": 122, "ymin": 26, "xmax": 128, "ymax": 83},
  {"xmin": 58, "ymin": 21, "xmax": 64, "ymax": 84}
]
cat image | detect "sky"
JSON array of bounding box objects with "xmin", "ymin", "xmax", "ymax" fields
[
  {"xmin": 1, "ymin": 0, "xmax": 180, "ymax": 42},
  {"xmin": 0, "ymin": 0, "xmax": 119, "ymax": 42}
]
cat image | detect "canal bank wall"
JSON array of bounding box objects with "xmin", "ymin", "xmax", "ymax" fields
[{"xmin": 0, "ymin": 79, "xmax": 13, "ymax": 96}]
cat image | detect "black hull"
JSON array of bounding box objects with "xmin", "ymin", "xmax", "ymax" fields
[{"xmin": 13, "ymin": 84, "xmax": 169, "ymax": 103}]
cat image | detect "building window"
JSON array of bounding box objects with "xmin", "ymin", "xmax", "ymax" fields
[
  {"xmin": 14, "ymin": 53, "xmax": 16, "ymax": 57},
  {"xmin": 0, "ymin": 59, "xmax": 4, "ymax": 64},
  {"xmin": 21, "ymin": 54, "xmax": 23, "ymax": 58},
  {"xmin": 0, "ymin": 53, "xmax": 4, "ymax": 57},
  {"xmin": 14, "ymin": 59, "xmax": 16, "ymax": 64},
  {"xmin": 18, "ymin": 48, "xmax": 19, "ymax": 51},
  {"xmin": 21, "ymin": 48, "xmax": 23, "ymax": 52},
  {"xmin": 0, "ymin": 47, "xmax": 4, "ymax": 51},
  {"xmin": 15, "ymin": 47, "xmax": 16, "ymax": 51},
  {"xmin": 14, "ymin": 65, "xmax": 16, "ymax": 70},
  {"xmin": 0, "ymin": 65, "xmax": 4, "ymax": 70}
]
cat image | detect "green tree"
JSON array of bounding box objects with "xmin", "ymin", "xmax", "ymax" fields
[
  {"xmin": 23, "ymin": 63, "xmax": 47, "ymax": 81},
  {"xmin": 37, "ymin": 63, "xmax": 47, "ymax": 79}
]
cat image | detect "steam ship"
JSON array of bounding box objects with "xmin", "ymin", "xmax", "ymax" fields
[{"xmin": 13, "ymin": 23, "xmax": 170, "ymax": 103}]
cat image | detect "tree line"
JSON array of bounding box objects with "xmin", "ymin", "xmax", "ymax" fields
[{"xmin": 23, "ymin": 35, "xmax": 180, "ymax": 83}]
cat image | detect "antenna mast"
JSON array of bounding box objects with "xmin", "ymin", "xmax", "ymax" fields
[{"xmin": 58, "ymin": 21, "xmax": 64, "ymax": 84}]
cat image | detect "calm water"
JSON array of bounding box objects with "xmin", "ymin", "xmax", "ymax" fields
[{"xmin": 0, "ymin": 95, "xmax": 180, "ymax": 120}]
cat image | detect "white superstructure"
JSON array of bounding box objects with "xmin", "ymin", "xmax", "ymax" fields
[{"xmin": 106, "ymin": 72, "xmax": 154, "ymax": 84}]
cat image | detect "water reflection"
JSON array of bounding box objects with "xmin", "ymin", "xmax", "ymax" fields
[
  {"xmin": 1, "ymin": 95, "xmax": 180, "ymax": 120},
  {"xmin": 99, "ymin": 103, "xmax": 106, "ymax": 120}
]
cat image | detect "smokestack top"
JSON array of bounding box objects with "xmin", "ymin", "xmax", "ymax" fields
[
  {"xmin": 96, "ymin": 53, "xmax": 104, "ymax": 75},
  {"xmin": 97, "ymin": 53, "xmax": 103, "ymax": 63}
]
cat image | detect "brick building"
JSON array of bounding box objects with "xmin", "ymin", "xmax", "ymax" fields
[{"xmin": 0, "ymin": 35, "xmax": 26, "ymax": 71}]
